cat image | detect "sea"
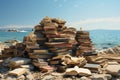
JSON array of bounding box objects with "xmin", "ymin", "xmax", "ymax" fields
[{"xmin": 0, "ymin": 29, "xmax": 120, "ymax": 50}]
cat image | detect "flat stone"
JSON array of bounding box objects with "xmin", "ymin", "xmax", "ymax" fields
[
  {"xmin": 51, "ymin": 72, "xmax": 64, "ymax": 76},
  {"xmin": 20, "ymin": 64, "xmax": 34, "ymax": 70},
  {"xmin": 65, "ymin": 66, "xmax": 91, "ymax": 76},
  {"xmin": 106, "ymin": 64, "xmax": 120, "ymax": 76},
  {"xmin": 8, "ymin": 68, "xmax": 27, "ymax": 77},
  {"xmin": 42, "ymin": 75, "xmax": 55, "ymax": 80},
  {"xmin": 78, "ymin": 68, "xmax": 92, "ymax": 76},
  {"xmin": 90, "ymin": 73, "xmax": 112, "ymax": 80},
  {"xmin": 80, "ymin": 76, "xmax": 91, "ymax": 80},
  {"xmin": 9, "ymin": 57, "xmax": 31, "ymax": 67}
]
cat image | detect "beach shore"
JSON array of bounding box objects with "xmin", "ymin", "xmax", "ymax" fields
[{"xmin": 0, "ymin": 17, "xmax": 120, "ymax": 80}]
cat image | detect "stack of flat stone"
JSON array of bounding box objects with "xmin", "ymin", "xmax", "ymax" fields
[
  {"xmin": 42, "ymin": 17, "xmax": 74, "ymax": 56},
  {"xmin": 75, "ymin": 29, "xmax": 94, "ymax": 56},
  {"xmin": 24, "ymin": 30, "xmax": 52, "ymax": 59},
  {"xmin": 1, "ymin": 43, "xmax": 26, "ymax": 58}
]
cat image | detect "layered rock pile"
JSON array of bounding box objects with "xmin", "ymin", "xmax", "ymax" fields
[
  {"xmin": 23, "ymin": 17, "xmax": 81, "ymax": 71},
  {"xmin": 76, "ymin": 29, "xmax": 94, "ymax": 56},
  {"xmin": 0, "ymin": 17, "xmax": 120, "ymax": 80}
]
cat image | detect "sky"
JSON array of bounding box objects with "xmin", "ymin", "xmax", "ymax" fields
[{"xmin": 0, "ymin": 0, "xmax": 120, "ymax": 30}]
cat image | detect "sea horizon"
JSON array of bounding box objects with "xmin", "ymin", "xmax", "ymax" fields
[{"xmin": 0, "ymin": 28, "xmax": 120, "ymax": 50}]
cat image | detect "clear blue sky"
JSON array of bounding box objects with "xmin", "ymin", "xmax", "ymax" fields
[{"xmin": 0, "ymin": 0, "xmax": 120, "ymax": 30}]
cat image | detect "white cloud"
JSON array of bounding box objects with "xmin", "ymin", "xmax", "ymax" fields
[
  {"xmin": 73, "ymin": 17, "xmax": 120, "ymax": 25},
  {"xmin": 69, "ymin": 17, "xmax": 120, "ymax": 30},
  {"xmin": 0, "ymin": 25, "xmax": 33, "ymax": 29}
]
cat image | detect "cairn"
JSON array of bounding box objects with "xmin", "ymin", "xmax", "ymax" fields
[
  {"xmin": 1, "ymin": 17, "xmax": 94, "ymax": 71},
  {"xmin": 75, "ymin": 28, "xmax": 94, "ymax": 56}
]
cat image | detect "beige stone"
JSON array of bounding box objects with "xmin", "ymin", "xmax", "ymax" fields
[
  {"xmin": 9, "ymin": 57, "xmax": 31, "ymax": 67},
  {"xmin": 106, "ymin": 64, "xmax": 120, "ymax": 76},
  {"xmin": 8, "ymin": 68, "xmax": 27, "ymax": 76},
  {"xmin": 65, "ymin": 66, "xmax": 91, "ymax": 76}
]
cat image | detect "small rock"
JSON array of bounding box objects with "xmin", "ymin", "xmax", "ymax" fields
[
  {"xmin": 17, "ymin": 75, "xmax": 25, "ymax": 80},
  {"xmin": 25, "ymin": 71, "xmax": 34, "ymax": 80},
  {"xmin": 54, "ymin": 75, "xmax": 63, "ymax": 80},
  {"xmin": 9, "ymin": 57, "xmax": 32, "ymax": 68},
  {"xmin": 0, "ymin": 73, "xmax": 4, "ymax": 79},
  {"xmin": 90, "ymin": 73, "xmax": 112, "ymax": 80},
  {"xmin": 20, "ymin": 64, "xmax": 34, "ymax": 70},
  {"xmin": 5, "ymin": 75, "xmax": 17, "ymax": 80},
  {"xmin": 111, "ymin": 77, "xmax": 120, "ymax": 80},
  {"xmin": 65, "ymin": 66, "xmax": 91, "ymax": 76},
  {"xmin": 42, "ymin": 75, "xmax": 55, "ymax": 80},
  {"xmin": 4, "ymin": 57, "xmax": 12, "ymax": 64},
  {"xmin": 106, "ymin": 64, "xmax": 120, "ymax": 76},
  {"xmin": 0, "ymin": 66, "xmax": 9, "ymax": 73},
  {"xmin": 26, "ymin": 74, "xmax": 34, "ymax": 80},
  {"xmin": 51, "ymin": 72, "xmax": 64, "ymax": 76},
  {"xmin": 80, "ymin": 76, "xmax": 91, "ymax": 80},
  {"xmin": 8, "ymin": 68, "xmax": 27, "ymax": 77}
]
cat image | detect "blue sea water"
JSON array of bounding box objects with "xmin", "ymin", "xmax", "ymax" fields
[
  {"xmin": 0, "ymin": 29, "xmax": 120, "ymax": 49},
  {"xmin": 0, "ymin": 30, "xmax": 31, "ymax": 42},
  {"xmin": 89, "ymin": 30, "xmax": 120, "ymax": 49}
]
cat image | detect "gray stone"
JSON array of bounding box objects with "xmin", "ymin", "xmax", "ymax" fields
[{"xmin": 0, "ymin": 65, "xmax": 9, "ymax": 73}]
